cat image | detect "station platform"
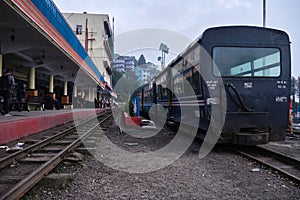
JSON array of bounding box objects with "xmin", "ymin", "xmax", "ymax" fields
[{"xmin": 0, "ymin": 109, "xmax": 107, "ymax": 145}]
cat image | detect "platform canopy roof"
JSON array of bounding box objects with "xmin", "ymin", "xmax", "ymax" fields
[{"xmin": 0, "ymin": 0, "xmax": 105, "ymax": 88}]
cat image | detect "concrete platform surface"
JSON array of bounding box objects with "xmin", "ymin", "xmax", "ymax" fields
[{"xmin": 0, "ymin": 109, "xmax": 106, "ymax": 145}]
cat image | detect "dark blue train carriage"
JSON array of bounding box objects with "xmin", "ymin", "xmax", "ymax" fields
[{"xmin": 141, "ymin": 26, "xmax": 291, "ymax": 145}]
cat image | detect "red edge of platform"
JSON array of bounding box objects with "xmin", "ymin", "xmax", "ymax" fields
[{"xmin": 0, "ymin": 109, "xmax": 104, "ymax": 145}]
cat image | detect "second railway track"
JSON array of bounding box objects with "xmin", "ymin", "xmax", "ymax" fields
[
  {"xmin": 235, "ymin": 145, "xmax": 300, "ymax": 185},
  {"xmin": 0, "ymin": 109, "xmax": 113, "ymax": 200}
]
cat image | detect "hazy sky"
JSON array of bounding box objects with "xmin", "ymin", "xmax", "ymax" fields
[{"xmin": 53, "ymin": 0, "xmax": 299, "ymax": 76}]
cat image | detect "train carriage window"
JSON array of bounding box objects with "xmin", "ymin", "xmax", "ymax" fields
[
  {"xmin": 192, "ymin": 65, "xmax": 201, "ymax": 95},
  {"xmin": 143, "ymin": 83, "xmax": 154, "ymax": 111},
  {"xmin": 184, "ymin": 46, "xmax": 201, "ymax": 96},
  {"xmin": 172, "ymin": 61, "xmax": 184, "ymax": 98},
  {"xmin": 173, "ymin": 73, "xmax": 184, "ymax": 97},
  {"xmin": 183, "ymin": 67, "xmax": 193, "ymax": 96},
  {"xmin": 143, "ymin": 84, "xmax": 150, "ymax": 103},
  {"xmin": 213, "ymin": 47, "xmax": 281, "ymax": 77},
  {"xmin": 156, "ymin": 73, "xmax": 168, "ymax": 101}
]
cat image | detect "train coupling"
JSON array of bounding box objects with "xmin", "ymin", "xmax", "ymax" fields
[{"xmin": 232, "ymin": 128, "xmax": 269, "ymax": 145}]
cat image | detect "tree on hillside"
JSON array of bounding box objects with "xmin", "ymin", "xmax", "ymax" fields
[
  {"xmin": 113, "ymin": 69, "xmax": 140, "ymax": 102},
  {"xmin": 137, "ymin": 54, "xmax": 146, "ymax": 66},
  {"xmin": 112, "ymin": 68, "xmax": 123, "ymax": 88}
]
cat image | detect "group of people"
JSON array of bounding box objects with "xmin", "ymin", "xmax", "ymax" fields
[
  {"xmin": 0, "ymin": 68, "xmax": 63, "ymax": 115},
  {"xmin": 1, "ymin": 69, "xmax": 112, "ymax": 114},
  {"xmin": 94, "ymin": 97, "xmax": 110, "ymax": 108},
  {"xmin": 0, "ymin": 69, "xmax": 16, "ymax": 116},
  {"xmin": 44, "ymin": 93, "xmax": 61, "ymax": 110}
]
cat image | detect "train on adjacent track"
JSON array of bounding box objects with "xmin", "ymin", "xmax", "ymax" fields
[{"xmin": 140, "ymin": 26, "xmax": 291, "ymax": 145}]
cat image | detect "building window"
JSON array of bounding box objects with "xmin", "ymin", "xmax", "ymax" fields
[{"xmin": 76, "ymin": 25, "xmax": 82, "ymax": 35}]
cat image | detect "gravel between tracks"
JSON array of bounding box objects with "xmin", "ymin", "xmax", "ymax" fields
[{"xmin": 24, "ymin": 122, "xmax": 300, "ymax": 200}]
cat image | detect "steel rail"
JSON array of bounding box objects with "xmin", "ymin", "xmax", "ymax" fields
[
  {"xmin": 236, "ymin": 146, "xmax": 300, "ymax": 184},
  {"xmin": 256, "ymin": 145, "xmax": 300, "ymax": 168},
  {"xmin": 0, "ymin": 110, "xmax": 108, "ymax": 170},
  {"xmin": 0, "ymin": 113, "xmax": 112, "ymax": 200},
  {"xmin": 0, "ymin": 124, "xmax": 76, "ymax": 170}
]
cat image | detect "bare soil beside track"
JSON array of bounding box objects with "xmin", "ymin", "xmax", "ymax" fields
[{"xmin": 24, "ymin": 122, "xmax": 300, "ymax": 200}]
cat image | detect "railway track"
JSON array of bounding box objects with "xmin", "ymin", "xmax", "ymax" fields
[
  {"xmin": 235, "ymin": 145, "xmax": 300, "ymax": 184},
  {"xmin": 0, "ymin": 110, "xmax": 113, "ymax": 200}
]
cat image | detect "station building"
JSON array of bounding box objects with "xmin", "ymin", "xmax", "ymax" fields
[
  {"xmin": 112, "ymin": 54, "xmax": 136, "ymax": 72},
  {"xmin": 135, "ymin": 63, "xmax": 160, "ymax": 85},
  {"xmin": 0, "ymin": 0, "xmax": 114, "ymax": 110},
  {"xmin": 61, "ymin": 12, "xmax": 114, "ymax": 87}
]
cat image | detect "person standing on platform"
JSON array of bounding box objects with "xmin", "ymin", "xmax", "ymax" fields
[
  {"xmin": 101, "ymin": 97, "xmax": 106, "ymax": 108},
  {"xmin": 16, "ymin": 83, "xmax": 25, "ymax": 111},
  {"xmin": 0, "ymin": 69, "xmax": 15, "ymax": 116},
  {"xmin": 7, "ymin": 69, "xmax": 15, "ymax": 115}
]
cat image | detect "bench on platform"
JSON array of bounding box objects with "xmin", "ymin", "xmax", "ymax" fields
[
  {"xmin": 11, "ymin": 98, "xmax": 27, "ymax": 112},
  {"xmin": 27, "ymin": 96, "xmax": 45, "ymax": 111},
  {"xmin": 62, "ymin": 103, "xmax": 73, "ymax": 109}
]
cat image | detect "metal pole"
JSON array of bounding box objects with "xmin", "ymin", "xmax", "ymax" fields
[
  {"xmin": 112, "ymin": 17, "xmax": 115, "ymax": 39},
  {"xmin": 263, "ymin": 0, "xmax": 266, "ymax": 27},
  {"xmin": 163, "ymin": 52, "xmax": 165, "ymax": 69},
  {"xmin": 85, "ymin": 18, "xmax": 88, "ymax": 52},
  {"xmin": 161, "ymin": 50, "xmax": 164, "ymax": 69}
]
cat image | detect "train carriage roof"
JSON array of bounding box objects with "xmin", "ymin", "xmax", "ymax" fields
[
  {"xmin": 167, "ymin": 25, "xmax": 290, "ymax": 69},
  {"xmin": 201, "ymin": 26, "xmax": 290, "ymax": 45}
]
